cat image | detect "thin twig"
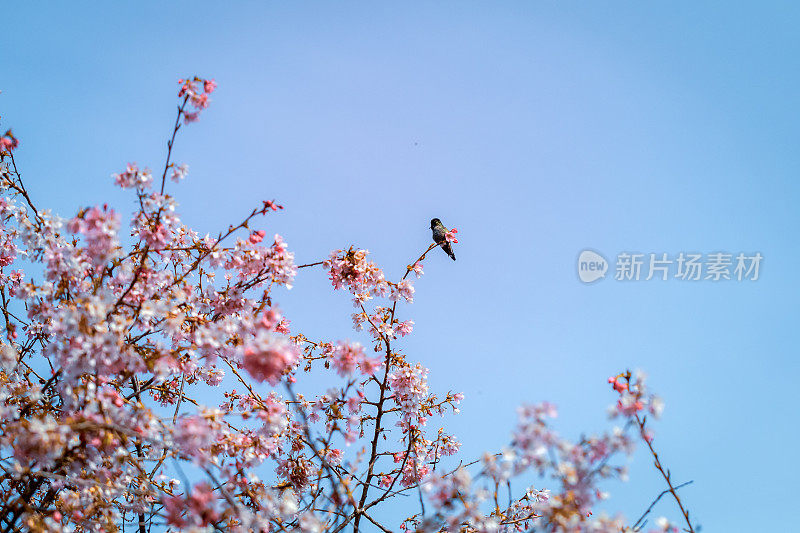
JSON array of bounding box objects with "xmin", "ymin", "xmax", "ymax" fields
[
  {"xmin": 632, "ymin": 481, "xmax": 694, "ymax": 531},
  {"xmin": 634, "ymin": 411, "xmax": 695, "ymax": 533}
]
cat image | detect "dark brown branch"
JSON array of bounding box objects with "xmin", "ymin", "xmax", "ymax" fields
[
  {"xmin": 632, "ymin": 480, "xmax": 694, "ymax": 531},
  {"xmin": 635, "ymin": 412, "xmax": 695, "ymax": 533},
  {"xmin": 297, "ymin": 261, "xmax": 324, "ymax": 269}
]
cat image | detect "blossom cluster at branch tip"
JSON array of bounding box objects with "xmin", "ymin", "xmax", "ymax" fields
[
  {"xmin": 178, "ymin": 76, "xmax": 217, "ymax": 123},
  {"xmin": 445, "ymin": 227, "xmax": 459, "ymax": 243},
  {"xmin": 111, "ymin": 162, "xmax": 152, "ymax": 189},
  {"xmin": 261, "ymin": 199, "xmax": 284, "ymax": 213},
  {"xmin": 0, "ymin": 128, "xmax": 18, "ymax": 155},
  {"xmin": 608, "ymin": 370, "xmax": 664, "ymax": 421},
  {"xmin": 170, "ymin": 162, "xmax": 188, "ymax": 183},
  {"xmin": 224, "ymin": 233, "xmax": 297, "ymax": 288},
  {"xmin": 325, "ymin": 247, "xmax": 415, "ymax": 307}
]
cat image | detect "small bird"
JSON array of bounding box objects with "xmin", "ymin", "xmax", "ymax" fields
[{"xmin": 430, "ymin": 218, "xmax": 456, "ymax": 261}]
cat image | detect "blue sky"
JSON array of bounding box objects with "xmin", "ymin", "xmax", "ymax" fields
[{"xmin": 3, "ymin": 2, "xmax": 799, "ymax": 530}]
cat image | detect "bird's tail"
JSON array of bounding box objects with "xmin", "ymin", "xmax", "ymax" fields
[{"xmin": 443, "ymin": 243, "xmax": 456, "ymax": 261}]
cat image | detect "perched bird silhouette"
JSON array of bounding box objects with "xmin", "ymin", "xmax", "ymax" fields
[{"xmin": 430, "ymin": 218, "xmax": 456, "ymax": 261}]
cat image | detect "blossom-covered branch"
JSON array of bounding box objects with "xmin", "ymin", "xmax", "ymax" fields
[{"xmin": 0, "ymin": 78, "xmax": 695, "ymax": 533}]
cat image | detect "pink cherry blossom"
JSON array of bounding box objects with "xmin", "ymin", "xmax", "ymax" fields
[
  {"xmin": 0, "ymin": 129, "xmax": 19, "ymax": 153},
  {"xmin": 170, "ymin": 162, "xmax": 189, "ymax": 182},
  {"xmin": 241, "ymin": 333, "xmax": 299, "ymax": 385},
  {"xmin": 111, "ymin": 162, "xmax": 152, "ymax": 189},
  {"xmin": 388, "ymin": 363, "xmax": 430, "ymax": 429},
  {"xmin": 445, "ymin": 227, "xmax": 459, "ymax": 243}
]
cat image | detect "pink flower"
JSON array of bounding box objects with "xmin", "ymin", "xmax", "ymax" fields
[
  {"xmin": 162, "ymin": 495, "xmax": 187, "ymax": 527},
  {"xmin": 174, "ymin": 415, "xmax": 216, "ymax": 457},
  {"xmin": 330, "ymin": 341, "xmax": 362, "ymax": 376},
  {"xmin": 0, "ymin": 130, "xmax": 19, "ymax": 153},
  {"xmin": 394, "ymin": 320, "xmax": 414, "ymax": 337},
  {"xmin": 616, "ymin": 396, "xmax": 644, "ymax": 416},
  {"xmin": 178, "ymin": 76, "xmax": 216, "ymax": 122},
  {"xmin": 178, "ymin": 78, "xmax": 198, "ymax": 98},
  {"xmin": 359, "ymin": 355, "xmax": 384, "ymax": 376},
  {"xmin": 0, "ymin": 236, "xmax": 19, "ymax": 267},
  {"xmin": 185, "ymin": 483, "xmax": 220, "ymax": 526},
  {"xmin": 608, "ymin": 376, "xmax": 628, "ymax": 393},
  {"xmin": 608, "ymin": 371, "xmax": 663, "ymax": 421},
  {"xmin": 390, "ymin": 280, "xmax": 415, "ymax": 303},
  {"xmin": 183, "ymin": 111, "xmax": 199, "ymax": 123},
  {"xmin": 161, "ymin": 483, "xmax": 219, "ymax": 528},
  {"xmin": 445, "ymin": 228, "xmax": 459, "ymax": 243},
  {"xmin": 241, "ymin": 334, "xmax": 298, "ymax": 385},
  {"xmin": 170, "ymin": 163, "xmax": 188, "ymax": 182},
  {"xmin": 324, "ymin": 448, "xmax": 343, "ymax": 466},
  {"xmin": 262, "ymin": 199, "xmax": 283, "ymax": 212},
  {"xmin": 259, "ymin": 308, "xmax": 283, "ymax": 329},
  {"xmin": 191, "ymin": 92, "xmax": 209, "ymax": 110},
  {"xmin": 275, "ymin": 317, "xmax": 291, "ymax": 335},
  {"xmin": 347, "ymin": 392, "xmax": 364, "ymax": 413},
  {"xmin": 224, "ymin": 233, "xmax": 297, "ymax": 288},
  {"xmin": 324, "ymin": 248, "xmax": 386, "ymax": 303},
  {"xmin": 68, "ymin": 206, "xmax": 121, "ymax": 266},
  {"xmin": 256, "ymin": 393, "xmax": 289, "ymax": 435},
  {"xmin": 249, "ymin": 230, "xmax": 266, "ymax": 244},
  {"xmin": 388, "ymin": 363, "xmax": 430, "ymax": 428},
  {"xmin": 649, "ymin": 396, "xmax": 665, "ymax": 418},
  {"xmin": 111, "ymin": 162, "xmax": 152, "ymax": 189}
]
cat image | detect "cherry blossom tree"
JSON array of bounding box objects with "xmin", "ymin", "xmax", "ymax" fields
[{"xmin": 0, "ymin": 77, "xmax": 695, "ymax": 533}]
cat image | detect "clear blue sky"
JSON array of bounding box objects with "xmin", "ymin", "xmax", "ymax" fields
[{"xmin": 3, "ymin": 2, "xmax": 799, "ymax": 530}]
